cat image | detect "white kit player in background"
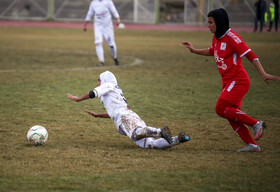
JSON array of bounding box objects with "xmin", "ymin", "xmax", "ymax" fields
[
  {"xmin": 67, "ymin": 71, "xmax": 190, "ymax": 149},
  {"xmin": 84, "ymin": 0, "xmax": 120, "ymax": 66}
]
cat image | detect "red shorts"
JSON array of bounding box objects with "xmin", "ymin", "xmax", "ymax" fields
[{"xmin": 218, "ymin": 79, "xmax": 250, "ymax": 108}]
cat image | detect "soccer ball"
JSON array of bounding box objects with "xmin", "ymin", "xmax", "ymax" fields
[
  {"xmin": 118, "ymin": 23, "xmax": 125, "ymax": 29},
  {"xmin": 27, "ymin": 125, "xmax": 48, "ymax": 146}
]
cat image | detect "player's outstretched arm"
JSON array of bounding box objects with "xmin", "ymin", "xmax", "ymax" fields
[
  {"xmin": 83, "ymin": 21, "xmax": 89, "ymax": 32},
  {"xmin": 116, "ymin": 18, "xmax": 120, "ymax": 26},
  {"xmin": 181, "ymin": 41, "xmax": 210, "ymax": 56},
  {"xmin": 67, "ymin": 93, "xmax": 90, "ymax": 102},
  {"xmin": 251, "ymin": 60, "xmax": 280, "ymax": 84},
  {"xmin": 84, "ymin": 110, "xmax": 110, "ymax": 118}
]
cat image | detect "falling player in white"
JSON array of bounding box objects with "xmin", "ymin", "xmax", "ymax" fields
[
  {"xmin": 67, "ymin": 71, "xmax": 190, "ymax": 149},
  {"xmin": 84, "ymin": 0, "xmax": 120, "ymax": 66}
]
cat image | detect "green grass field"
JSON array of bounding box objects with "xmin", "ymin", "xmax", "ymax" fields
[{"xmin": 0, "ymin": 26, "xmax": 280, "ymax": 192}]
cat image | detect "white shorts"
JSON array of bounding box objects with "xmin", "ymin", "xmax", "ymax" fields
[
  {"xmin": 118, "ymin": 110, "xmax": 147, "ymax": 139},
  {"xmin": 94, "ymin": 22, "xmax": 115, "ymax": 46}
]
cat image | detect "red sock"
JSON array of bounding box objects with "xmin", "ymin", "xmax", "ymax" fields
[
  {"xmin": 216, "ymin": 99, "xmax": 258, "ymax": 127},
  {"xmin": 228, "ymin": 120, "xmax": 256, "ymax": 145}
]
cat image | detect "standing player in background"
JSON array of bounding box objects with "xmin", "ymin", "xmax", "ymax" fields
[
  {"xmin": 84, "ymin": 0, "xmax": 120, "ymax": 66},
  {"xmin": 67, "ymin": 71, "xmax": 190, "ymax": 149},
  {"xmin": 267, "ymin": 0, "xmax": 279, "ymax": 32},
  {"xmin": 254, "ymin": 0, "xmax": 267, "ymax": 32},
  {"xmin": 181, "ymin": 8, "xmax": 280, "ymax": 152}
]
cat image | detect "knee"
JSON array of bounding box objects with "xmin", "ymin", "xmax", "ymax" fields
[
  {"xmin": 143, "ymin": 138, "xmax": 154, "ymax": 149},
  {"xmin": 215, "ymin": 102, "xmax": 227, "ymax": 118},
  {"xmin": 135, "ymin": 138, "xmax": 154, "ymax": 149},
  {"xmin": 215, "ymin": 107, "xmax": 223, "ymax": 117},
  {"xmin": 133, "ymin": 126, "xmax": 147, "ymax": 140},
  {"xmin": 108, "ymin": 44, "xmax": 115, "ymax": 49},
  {"xmin": 95, "ymin": 43, "xmax": 103, "ymax": 50}
]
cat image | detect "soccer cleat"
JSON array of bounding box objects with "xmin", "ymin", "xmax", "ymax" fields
[
  {"xmin": 253, "ymin": 121, "xmax": 267, "ymax": 140},
  {"xmin": 161, "ymin": 126, "xmax": 172, "ymax": 144},
  {"xmin": 236, "ymin": 144, "xmax": 261, "ymax": 152},
  {"xmin": 114, "ymin": 58, "xmax": 119, "ymax": 66},
  {"xmin": 178, "ymin": 132, "xmax": 190, "ymax": 143},
  {"xmin": 97, "ymin": 62, "xmax": 105, "ymax": 67}
]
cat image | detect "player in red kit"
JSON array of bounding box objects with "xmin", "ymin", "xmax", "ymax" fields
[{"xmin": 181, "ymin": 8, "xmax": 280, "ymax": 152}]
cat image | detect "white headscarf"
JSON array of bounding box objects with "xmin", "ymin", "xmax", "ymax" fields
[{"xmin": 99, "ymin": 71, "xmax": 118, "ymax": 86}]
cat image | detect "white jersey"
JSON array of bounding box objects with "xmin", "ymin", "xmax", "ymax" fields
[
  {"xmin": 90, "ymin": 71, "xmax": 182, "ymax": 150},
  {"xmin": 85, "ymin": 0, "xmax": 119, "ymax": 25},
  {"xmin": 94, "ymin": 82, "xmax": 129, "ymax": 129},
  {"xmin": 93, "ymin": 71, "xmax": 146, "ymax": 138}
]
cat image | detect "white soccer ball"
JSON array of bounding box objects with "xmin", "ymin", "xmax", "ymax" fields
[
  {"xmin": 118, "ymin": 23, "xmax": 125, "ymax": 29},
  {"xmin": 27, "ymin": 125, "xmax": 48, "ymax": 146}
]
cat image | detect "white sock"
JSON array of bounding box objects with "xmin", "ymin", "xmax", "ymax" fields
[
  {"xmin": 152, "ymin": 136, "xmax": 180, "ymax": 148},
  {"xmin": 134, "ymin": 127, "xmax": 161, "ymax": 140},
  {"xmin": 95, "ymin": 44, "xmax": 104, "ymax": 62},
  {"xmin": 109, "ymin": 45, "xmax": 117, "ymax": 59},
  {"xmin": 146, "ymin": 127, "xmax": 161, "ymax": 137}
]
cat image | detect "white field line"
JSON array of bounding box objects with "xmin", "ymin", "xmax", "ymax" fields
[{"xmin": 0, "ymin": 47, "xmax": 143, "ymax": 73}]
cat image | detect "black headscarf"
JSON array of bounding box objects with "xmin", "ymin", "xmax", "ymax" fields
[{"xmin": 207, "ymin": 8, "xmax": 230, "ymax": 39}]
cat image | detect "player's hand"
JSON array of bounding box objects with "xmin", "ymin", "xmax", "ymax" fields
[
  {"xmin": 181, "ymin": 41, "xmax": 196, "ymax": 53},
  {"xmin": 67, "ymin": 93, "xmax": 79, "ymax": 102},
  {"xmin": 181, "ymin": 41, "xmax": 190, "ymax": 46},
  {"xmin": 261, "ymin": 73, "xmax": 280, "ymax": 84},
  {"xmin": 181, "ymin": 41, "xmax": 192, "ymax": 49},
  {"xmin": 84, "ymin": 110, "xmax": 98, "ymax": 117},
  {"xmin": 83, "ymin": 21, "xmax": 88, "ymax": 32},
  {"xmin": 116, "ymin": 18, "xmax": 120, "ymax": 26}
]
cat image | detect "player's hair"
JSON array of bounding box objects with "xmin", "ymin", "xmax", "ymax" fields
[{"xmin": 208, "ymin": 8, "xmax": 229, "ymax": 39}]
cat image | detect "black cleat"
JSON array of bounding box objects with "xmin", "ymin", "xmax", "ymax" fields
[
  {"xmin": 161, "ymin": 126, "xmax": 172, "ymax": 144},
  {"xmin": 114, "ymin": 58, "xmax": 119, "ymax": 66},
  {"xmin": 178, "ymin": 132, "xmax": 190, "ymax": 143},
  {"xmin": 97, "ymin": 62, "xmax": 105, "ymax": 67}
]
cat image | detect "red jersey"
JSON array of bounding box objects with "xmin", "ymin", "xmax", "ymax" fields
[{"xmin": 209, "ymin": 29, "xmax": 251, "ymax": 85}]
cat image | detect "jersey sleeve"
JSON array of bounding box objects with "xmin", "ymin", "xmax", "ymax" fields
[
  {"xmin": 228, "ymin": 31, "xmax": 250, "ymax": 58},
  {"xmin": 245, "ymin": 50, "xmax": 258, "ymax": 62},
  {"xmin": 85, "ymin": 2, "xmax": 94, "ymax": 21},
  {"xmin": 93, "ymin": 83, "xmax": 114, "ymax": 98},
  {"xmin": 108, "ymin": 0, "xmax": 119, "ymax": 19}
]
